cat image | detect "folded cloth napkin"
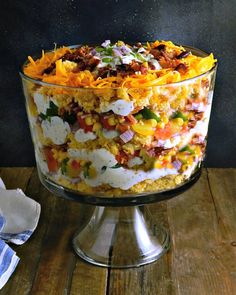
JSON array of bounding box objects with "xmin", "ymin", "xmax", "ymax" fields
[{"xmin": 0, "ymin": 178, "xmax": 41, "ymax": 289}]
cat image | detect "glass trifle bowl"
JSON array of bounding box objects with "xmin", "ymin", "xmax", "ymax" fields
[{"xmin": 20, "ymin": 41, "xmax": 217, "ymax": 267}]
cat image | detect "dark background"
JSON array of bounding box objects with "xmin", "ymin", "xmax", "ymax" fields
[{"xmin": 0, "ymin": 0, "xmax": 235, "ymax": 167}]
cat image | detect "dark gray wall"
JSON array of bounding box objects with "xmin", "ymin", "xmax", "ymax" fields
[{"xmin": 0, "ymin": 0, "xmax": 235, "ymax": 167}]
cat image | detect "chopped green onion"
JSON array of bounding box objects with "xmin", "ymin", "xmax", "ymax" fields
[{"xmin": 102, "ymin": 57, "xmax": 113, "ymax": 63}]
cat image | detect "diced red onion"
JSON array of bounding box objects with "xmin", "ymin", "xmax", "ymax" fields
[
  {"xmin": 91, "ymin": 48, "xmax": 97, "ymax": 56},
  {"xmin": 120, "ymin": 130, "xmax": 134, "ymax": 143},
  {"xmin": 157, "ymin": 139, "xmax": 165, "ymax": 147},
  {"xmin": 70, "ymin": 177, "xmax": 81, "ymax": 184},
  {"xmin": 172, "ymin": 160, "xmax": 182, "ymax": 170},
  {"xmin": 120, "ymin": 45, "xmax": 132, "ymax": 54},
  {"xmin": 113, "ymin": 48, "xmax": 123, "ymax": 57},
  {"xmin": 101, "ymin": 40, "xmax": 111, "ymax": 48}
]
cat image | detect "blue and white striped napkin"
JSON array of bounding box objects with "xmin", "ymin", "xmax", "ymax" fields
[{"xmin": 0, "ymin": 178, "xmax": 41, "ymax": 289}]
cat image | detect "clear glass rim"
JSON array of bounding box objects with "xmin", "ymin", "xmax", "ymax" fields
[{"xmin": 19, "ymin": 45, "xmax": 217, "ymax": 90}]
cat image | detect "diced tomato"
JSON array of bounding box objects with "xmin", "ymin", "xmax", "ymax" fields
[
  {"xmin": 154, "ymin": 123, "xmax": 173, "ymax": 140},
  {"xmin": 126, "ymin": 114, "xmax": 137, "ymax": 125},
  {"xmin": 44, "ymin": 148, "xmax": 59, "ymax": 172},
  {"xmin": 71, "ymin": 160, "xmax": 80, "ymax": 170},
  {"xmin": 100, "ymin": 116, "xmax": 116, "ymax": 130},
  {"xmin": 77, "ymin": 114, "xmax": 93, "ymax": 132},
  {"xmin": 67, "ymin": 160, "xmax": 81, "ymax": 178},
  {"xmin": 117, "ymin": 123, "xmax": 129, "ymax": 133}
]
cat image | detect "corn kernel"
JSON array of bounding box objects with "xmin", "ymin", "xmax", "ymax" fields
[
  {"xmin": 167, "ymin": 163, "xmax": 173, "ymax": 169},
  {"xmin": 108, "ymin": 116, "xmax": 117, "ymax": 126},
  {"xmin": 163, "ymin": 155, "xmax": 172, "ymax": 162},
  {"xmin": 173, "ymin": 117, "xmax": 184, "ymax": 126},
  {"xmin": 132, "ymin": 122, "xmax": 154, "ymax": 136},
  {"xmin": 195, "ymin": 146, "xmax": 202, "ymax": 157},
  {"xmin": 85, "ymin": 116, "xmax": 93, "ymax": 126},
  {"xmin": 92, "ymin": 122, "xmax": 102, "ymax": 132},
  {"xmin": 146, "ymin": 119, "xmax": 158, "ymax": 127},
  {"xmin": 154, "ymin": 160, "xmax": 162, "ymax": 169},
  {"xmin": 157, "ymin": 122, "xmax": 165, "ymax": 129},
  {"xmin": 110, "ymin": 144, "xmax": 119, "ymax": 155},
  {"xmin": 169, "ymin": 150, "xmax": 176, "ymax": 156},
  {"xmin": 89, "ymin": 166, "xmax": 97, "ymax": 178},
  {"xmin": 186, "ymin": 157, "xmax": 194, "ymax": 165},
  {"xmin": 182, "ymin": 164, "xmax": 189, "ymax": 171},
  {"xmin": 123, "ymin": 143, "xmax": 135, "ymax": 155},
  {"xmin": 161, "ymin": 114, "xmax": 169, "ymax": 124}
]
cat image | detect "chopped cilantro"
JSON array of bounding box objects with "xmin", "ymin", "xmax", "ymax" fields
[
  {"xmin": 63, "ymin": 112, "xmax": 77, "ymax": 124},
  {"xmin": 38, "ymin": 101, "xmax": 58, "ymax": 120}
]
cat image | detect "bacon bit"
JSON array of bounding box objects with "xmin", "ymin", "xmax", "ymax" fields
[
  {"xmin": 116, "ymin": 151, "xmax": 129, "ymax": 164},
  {"xmin": 176, "ymin": 51, "xmax": 190, "ymax": 59},
  {"xmin": 157, "ymin": 44, "xmax": 166, "ymax": 51},
  {"xmin": 140, "ymin": 65, "xmax": 148, "ymax": 74},
  {"xmin": 126, "ymin": 114, "xmax": 137, "ymax": 124},
  {"xmin": 175, "ymin": 63, "xmax": 188, "ymax": 74},
  {"xmin": 117, "ymin": 123, "xmax": 129, "ymax": 133}
]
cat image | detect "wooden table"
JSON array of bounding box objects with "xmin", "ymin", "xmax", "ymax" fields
[{"xmin": 0, "ymin": 168, "xmax": 235, "ymax": 295}]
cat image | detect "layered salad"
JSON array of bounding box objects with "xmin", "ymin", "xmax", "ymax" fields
[{"xmin": 22, "ymin": 40, "xmax": 216, "ymax": 196}]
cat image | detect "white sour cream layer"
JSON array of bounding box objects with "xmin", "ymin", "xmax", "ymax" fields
[{"xmin": 68, "ymin": 148, "xmax": 178, "ymax": 190}]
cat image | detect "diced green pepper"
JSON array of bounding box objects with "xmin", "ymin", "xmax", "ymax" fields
[
  {"xmin": 134, "ymin": 113, "xmax": 143, "ymax": 120},
  {"xmin": 83, "ymin": 162, "xmax": 91, "ymax": 178},
  {"xmin": 140, "ymin": 107, "xmax": 161, "ymax": 122},
  {"xmin": 173, "ymin": 111, "xmax": 188, "ymax": 121},
  {"xmin": 61, "ymin": 158, "xmax": 69, "ymax": 175},
  {"xmin": 179, "ymin": 145, "xmax": 194, "ymax": 154}
]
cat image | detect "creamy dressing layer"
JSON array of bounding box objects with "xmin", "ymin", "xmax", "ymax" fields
[
  {"xmin": 100, "ymin": 99, "xmax": 134, "ymax": 116},
  {"xmin": 41, "ymin": 116, "xmax": 70, "ymax": 145},
  {"xmin": 75, "ymin": 129, "xmax": 97, "ymax": 142},
  {"xmin": 68, "ymin": 148, "xmax": 178, "ymax": 190}
]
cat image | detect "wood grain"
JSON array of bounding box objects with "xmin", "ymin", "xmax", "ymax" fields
[
  {"xmin": 167, "ymin": 169, "xmax": 236, "ymax": 295},
  {"xmin": 0, "ymin": 168, "xmax": 235, "ymax": 295}
]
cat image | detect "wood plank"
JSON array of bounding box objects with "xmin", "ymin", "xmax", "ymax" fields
[
  {"xmin": 70, "ymin": 260, "xmax": 108, "ymax": 295},
  {"xmin": 29, "ymin": 186, "xmax": 108, "ymax": 294},
  {"xmin": 0, "ymin": 168, "xmax": 58, "ymax": 295},
  {"xmin": 0, "ymin": 167, "xmax": 33, "ymax": 190},
  {"xmin": 206, "ymin": 168, "xmax": 236, "ymax": 285},
  {"xmin": 107, "ymin": 202, "xmax": 173, "ymax": 295},
  {"xmin": 167, "ymin": 169, "xmax": 236, "ymax": 295}
]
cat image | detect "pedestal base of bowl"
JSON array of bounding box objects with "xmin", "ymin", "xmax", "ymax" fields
[{"xmin": 72, "ymin": 205, "xmax": 170, "ymax": 268}]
